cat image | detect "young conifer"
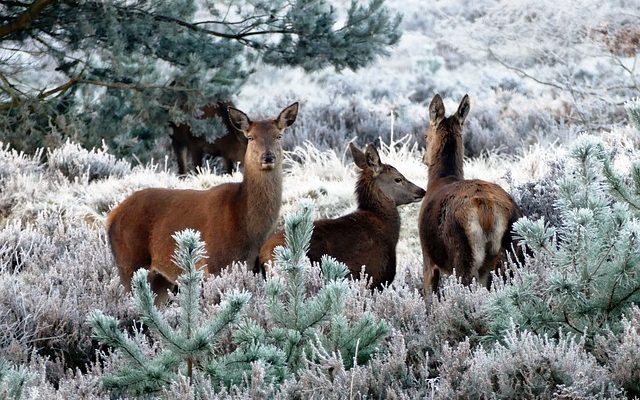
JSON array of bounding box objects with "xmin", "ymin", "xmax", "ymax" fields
[
  {"xmin": 88, "ymin": 229, "xmax": 253, "ymax": 396},
  {"xmin": 489, "ymin": 135, "xmax": 640, "ymax": 345},
  {"xmin": 0, "ymin": 358, "xmax": 34, "ymax": 400},
  {"xmin": 264, "ymin": 200, "xmax": 389, "ymax": 372}
]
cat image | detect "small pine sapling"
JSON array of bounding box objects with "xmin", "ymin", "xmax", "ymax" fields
[
  {"xmin": 88, "ymin": 229, "xmax": 255, "ymax": 395},
  {"xmin": 264, "ymin": 200, "xmax": 389, "ymax": 373},
  {"xmin": 489, "ymin": 136, "xmax": 640, "ymax": 345},
  {"xmin": 0, "ymin": 358, "xmax": 34, "ymax": 400}
]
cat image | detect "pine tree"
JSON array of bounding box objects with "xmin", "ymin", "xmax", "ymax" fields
[
  {"xmin": 262, "ymin": 199, "xmax": 389, "ymax": 372},
  {"xmin": 88, "ymin": 229, "xmax": 261, "ymax": 395},
  {"xmin": 0, "ymin": 358, "xmax": 34, "ymax": 400},
  {"xmin": 488, "ymin": 135, "xmax": 640, "ymax": 346},
  {"xmin": 0, "ymin": 0, "xmax": 402, "ymax": 160}
]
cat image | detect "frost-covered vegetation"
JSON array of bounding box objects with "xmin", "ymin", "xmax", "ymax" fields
[
  {"xmin": 1, "ymin": 124, "xmax": 640, "ymax": 397},
  {"xmin": 1, "ymin": 0, "xmax": 640, "ymax": 398}
]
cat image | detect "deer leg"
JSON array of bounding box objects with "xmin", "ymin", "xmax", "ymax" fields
[
  {"xmin": 423, "ymin": 252, "xmax": 441, "ymax": 297},
  {"xmin": 190, "ymin": 148, "xmax": 204, "ymax": 173},
  {"xmin": 222, "ymin": 157, "xmax": 233, "ymax": 175},
  {"xmin": 147, "ymin": 269, "xmax": 176, "ymax": 306},
  {"xmin": 172, "ymin": 141, "xmax": 189, "ymax": 176}
]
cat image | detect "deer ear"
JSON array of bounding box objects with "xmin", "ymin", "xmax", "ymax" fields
[
  {"xmin": 429, "ymin": 94, "xmax": 445, "ymax": 124},
  {"xmin": 227, "ymin": 107, "xmax": 251, "ymax": 133},
  {"xmin": 456, "ymin": 94, "xmax": 470, "ymax": 124},
  {"xmin": 365, "ymin": 144, "xmax": 383, "ymax": 174},
  {"xmin": 349, "ymin": 142, "xmax": 367, "ymax": 170},
  {"xmin": 276, "ymin": 102, "xmax": 299, "ymax": 130}
]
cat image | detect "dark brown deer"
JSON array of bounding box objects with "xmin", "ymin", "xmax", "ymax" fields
[
  {"xmin": 419, "ymin": 94, "xmax": 522, "ymax": 295},
  {"xmin": 108, "ymin": 103, "xmax": 299, "ymax": 303},
  {"xmin": 259, "ymin": 143, "xmax": 425, "ymax": 290},
  {"xmin": 169, "ymin": 101, "xmax": 248, "ymax": 175}
]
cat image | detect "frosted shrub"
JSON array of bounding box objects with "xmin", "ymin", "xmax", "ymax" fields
[
  {"xmin": 595, "ymin": 306, "xmax": 640, "ymax": 397},
  {"xmin": 0, "ymin": 211, "xmax": 127, "ymax": 385},
  {"xmin": 436, "ymin": 330, "xmax": 618, "ymax": 399},
  {"xmin": 425, "ymin": 275, "xmax": 491, "ymax": 360},
  {"xmin": 509, "ymin": 155, "xmax": 565, "ymax": 227},
  {"xmin": 0, "ymin": 143, "xmax": 43, "ymax": 182},
  {"xmin": 47, "ymin": 140, "xmax": 131, "ymax": 183},
  {"xmin": 624, "ymin": 97, "xmax": 640, "ymax": 131},
  {"xmin": 89, "ymin": 229, "xmax": 260, "ymax": 396}
]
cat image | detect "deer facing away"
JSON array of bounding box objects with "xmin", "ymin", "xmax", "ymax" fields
[
  {"xmin": 259, "ymin": 143, "xmax": 425, "ymax": 290},
  {"xmin": 418, "ymin": 94, "xmax": 523, "ymax": 295},
  {"xmin": 169, "ymin": 101, "xmax": 248, "ymax": 175},
  {"xmin": 108, "ymin": 103, "xmax": 299, "ymax": 304}
]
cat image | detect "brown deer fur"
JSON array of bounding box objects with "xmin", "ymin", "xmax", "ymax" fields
[
  {"xmin": 419, "ymin": 94, "xmax": 522, "ymax": 294},
  {"xmin": 108, "ymin": 103, "xmax": 299, "ymax": 303},
  {"xmin": 259, "ymin": 143, "xmax": 425, "ymax": 290},
  {"xmin": 169, "ymin": 101, "xmax": 248, "ymax": 175}
]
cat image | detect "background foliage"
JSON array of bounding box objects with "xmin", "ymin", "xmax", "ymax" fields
[{"xmin": 0, "ymin": 0, "xmax": 400, "ymax": 160}]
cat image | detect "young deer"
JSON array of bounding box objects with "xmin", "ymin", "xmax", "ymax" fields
[
  {"xmin": 169, "ymin": 101, "xmax": 248, "ymax": 175},
  {"xmin": 259, "ymin": 143, "xmax": 425, "ymax": 290},
  {"xmin": 419, "ymin": 94, "xmax": 522, "ymax": 295},
  {"xmin": 108, "ymin": 103, "xmax": 299, "ymax": 303}
]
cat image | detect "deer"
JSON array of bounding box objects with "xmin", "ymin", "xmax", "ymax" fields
[
  {"xmin": 169, "ymin": 101, "xmax": 248, "ymax": 175},
  {"xmin": 258, "ymin": 142, "xmax": 426, "ymax": 290},
  {"xmin": 419, "ymin": 94, "xmax": 523, "ymax": 296},
  {"xmin": 108, "ymin": 102, "xmax": 299, "ymax": 304}
]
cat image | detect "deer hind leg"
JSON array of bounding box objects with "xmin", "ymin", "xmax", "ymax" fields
[
  {"xmin": 171, "ymin": 140, "xmax": 189, "ymax": 175},
  {"xmin": 147, "ymin": 269, "xmax": 176, "ymax": 306},
  {"xmin": 423, "ymin": 252, "xmax": 441, "ymax": 300},
  {"xmin": 221, "ymin": 157, "xmax": 234, "ymax": 175},
  {"xmin": 190, "ymin": 147, "xmax": 204, "ymax": 173},
  {"xmin": 109, "ymin": 222, "xmax": 151, "ymax": 293}
]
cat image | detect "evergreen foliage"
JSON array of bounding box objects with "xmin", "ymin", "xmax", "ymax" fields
[
  {"xmin": 88, "ymin": 229, "xmax": 255, "ymax": 396},
  {"xmin": 489, "ymin": 135, "xmax": 640, "ymax": 345},
  {"xmin": 0, "ymin": 358, "xmax": 34, "ymax": 400},
  {"xmin": 263, "ymin": 200, "xmax": 389, "ymax": 372},
  {"xmin": 0, "ymin": 0, "xmax": 401, "ymax": 161}
]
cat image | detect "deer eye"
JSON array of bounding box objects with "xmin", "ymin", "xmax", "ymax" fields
[
  {"xmin": 276, "ymin": 134, "xmax": 283, "ymax": 140},
  {"xmin": 395, "ymin": 178, "xmax": 402, "ymax": 183},
  {"xmin": 247, "ymin": 136, "xmax": 254, "ymax": 141}
]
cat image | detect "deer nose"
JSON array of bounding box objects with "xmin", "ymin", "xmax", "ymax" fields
[
  {"xmin": 262, "ymin": 152, "xmax": 276, "ymax": 164},
  {"xmin": 416, "ymin": 188, "xmax": 426, "ymax": 198}
]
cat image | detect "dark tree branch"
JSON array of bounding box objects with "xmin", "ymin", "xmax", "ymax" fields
[{"xmin": 0, "ymin": 0, "xmax": 59, "ymax": 39}]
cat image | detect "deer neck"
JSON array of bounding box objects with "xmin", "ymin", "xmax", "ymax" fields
[
  {"xmin": 239, "ymin": 163, "xmax": 283, "ymax": 240},
  {"xmin": 356, "ymin": 172, "xmax": 400, "ymax": 233},
  {"xmin": 427, "ymin": 136, "xmax": 464, "ymax": 190}
]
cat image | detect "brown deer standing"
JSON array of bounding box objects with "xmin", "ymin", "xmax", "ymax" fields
[
  {"xmin": 259, "ymin": 143, "xmax": 425, "ymax": 290},
  {"xmin": 169, "ymin": 101, "xmax": 248, "ymax": 175},
  {"xmin": 419, "ymin": 94, "xmax": 522, "ymax": 295},
  {"xmin": 108, "ymin": 103, "xmax": 299, "ymax": 303}
]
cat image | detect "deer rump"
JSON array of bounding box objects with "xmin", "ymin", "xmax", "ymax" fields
[{"xmin": 420, "ymin": 179, "xmax": 521, "ymax": 288}]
